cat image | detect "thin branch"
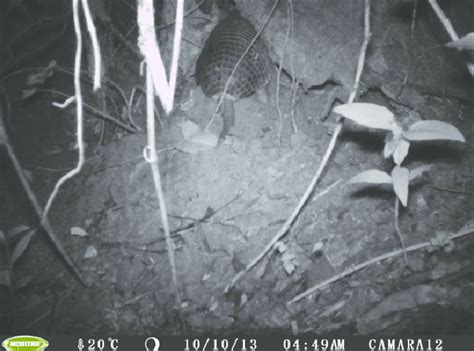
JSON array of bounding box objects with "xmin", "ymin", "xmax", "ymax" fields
[
  {"xmin": 157, "ymin": 0, "xmax": 205, "ymax": 30},
  {"xmin": 38, "ymin": 89, "xmax": 138, "ymax": 133},
  {"xmin": 145, "ymin": 67, "xmax": 182, "ymax": 316},
  {"xmin": 112, "ymin": 0, "xmax": 204, "ymax": 59},
  {"xmin": 288, "ymin": 0, "xmax": 298, "ymax": 133},
  {"xmin": 3, "ymin": 66, "xmax": 129, "ymax": 117},
  {"xmin": 288, "ymin": 225, "xmax": 474, "ymax": 304},
  {"xmin": 137, "ymin": 0, "xmax": 183, "ymax": 328},
  {"xmin": 394, "ymin": 197, "xmax": 408, "ymax": 264},
  {"xmin": 42, "ymin": 0, "xmax": 88, "ymax": 221},
  {"xmin": 276, "ymin": 0, "xmax": 293, "ymax": 145},
  {"xmin": 80, "ymin": 0, "xmax": 102, "ymax": 90},
  {"xmin": 411, "ymin": 0, "xmax": 418, "ymax": 36},
  {"xmin": 429, "ymin": 185, "xmax": 473, "ymax": 195},
  {"xmin": 224, "ymin": 0, "xmax": 372, "ymax": 293},
  {"xmin": 427, "ymin": 0, "xmax": 474, "ymax": 74},
  {"xmin": 427, "ymin": 0, "xmax": 459, "ymax": 41},
  {"xmin": 0, "ymin": 102, "xmax": 86, "ymax": 286}
]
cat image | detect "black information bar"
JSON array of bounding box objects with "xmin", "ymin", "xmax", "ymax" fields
[{"xmin": 2, "ymin": 335, "xmax": 474, "ymax": 351}]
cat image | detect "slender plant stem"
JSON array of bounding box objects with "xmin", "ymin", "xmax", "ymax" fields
[{"xmin": 394, "ymin": 197, "xmax": 408, "ymax": 265}]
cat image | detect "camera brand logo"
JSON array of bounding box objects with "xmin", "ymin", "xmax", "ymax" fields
[{"xmin": 2, "ymin": 336, "xmax": 49, "ymax": 351}]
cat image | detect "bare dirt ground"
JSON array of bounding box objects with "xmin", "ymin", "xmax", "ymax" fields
[{"xmin": 1, "ymin": 0, "xmax": 473, "ymax": 335}]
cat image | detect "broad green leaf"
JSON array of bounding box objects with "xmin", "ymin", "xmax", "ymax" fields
[
  {"xmin": 391, "ymin": 166, "xmax": 409, "ymax": 207},
  {"xmin": 334, "ymin": 103, "xmax": 396, "ymax": 131},
  {"xmin": 11, "ymin": 229, "xmax": 36, "ymax": 265},
  {"xmin": 404, "ymin": 120, "xmax": 465, "ymax": 142},
  {"xmin": 393, "ymin": 138, "xmax": 410, "ymax": 165},
  {"xmin": 349, "ymin": 169, "xmax": 392, "ymax": 185},
  {"xmin": 409, "ymin": 165, "xmax": 432, "ymax": 180},
  {"xmin": 445, "ymin": 33, "xmax": 474, "ymax": 50}
]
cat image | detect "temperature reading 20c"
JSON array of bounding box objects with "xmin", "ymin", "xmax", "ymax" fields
[{"xmin": 77, "ymin": 337, "xmax": 119, "ymax": 351}]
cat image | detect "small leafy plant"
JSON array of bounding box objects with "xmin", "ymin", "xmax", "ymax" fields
[
  {"xmin": 0, "ymin": 226, "xmax": 36, "ymax": 292},
  {"xmin": 334, "ymin": 102, "xmax": 466, "ymax": 260}
]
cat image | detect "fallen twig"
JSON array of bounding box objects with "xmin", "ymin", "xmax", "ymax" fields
[
  {"xmin": 429, "ymin": 185, "xmax": 473, "ymax": 195},
  {"xmin": 0, "ymin": 96, "xmax": 87, "ymax": 286},
  {"xmin": 38, "ymin": 89, "xmax": 138, "ymax": 133},
  {"xmin": 224, "ymin": 0, "xmax": 372, "ymax": 293},
  {"xmin": 288, "ymin": 224, "xmax": 474, "ymax": 304},
  {"xmin": 56, "ymin": 65, "xmax": 140, "ymax": 130}
]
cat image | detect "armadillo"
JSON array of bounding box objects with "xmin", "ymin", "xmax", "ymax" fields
[{"xmin": 196, "ymin": 10, "xmax": 272, "ymax": 140}]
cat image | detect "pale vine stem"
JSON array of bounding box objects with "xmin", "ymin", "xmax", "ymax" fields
[
  {"xmin": 1, "ymin": 137, "xmax": 87, "ymax": 285},
  {"xmin": 394, "ymin": 197, "xmax": 408, "ymax": 264},
  {"xmin": 427, "ymin": 0, "xmax": 474, "ymax": 75},
  {"xmin": 276, "ymin": 0, "xmax": 293, "ymax": 145},
  {"xmin": 427, "ymin": 0, "xmax": 459, "ymax": 41},
  {"xmin": 137, "ymin": 0, "xmax": 184, "ymax": 324},
  {"xmin": 0, "ymin": 0, "xmax": 101, "ymax": 286},
  {"xmin": 42, "ymin": 0, "xmax": 102, "ymax": 221},
  {"xmin": 224, "ymin": 0, "xmax": 372, "ymax": 294},
  {"xmin": 288, "ymin": 0, "xmax": 297, "ymax": 133},
  {"xmin": 288, "ymin": 225, "xmax": 474, "ymax": 304}
]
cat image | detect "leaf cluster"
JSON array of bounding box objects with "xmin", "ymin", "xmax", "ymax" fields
[{"xmin": 335, "ymin": 103, "xmax": 465, "ymax": 206}]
